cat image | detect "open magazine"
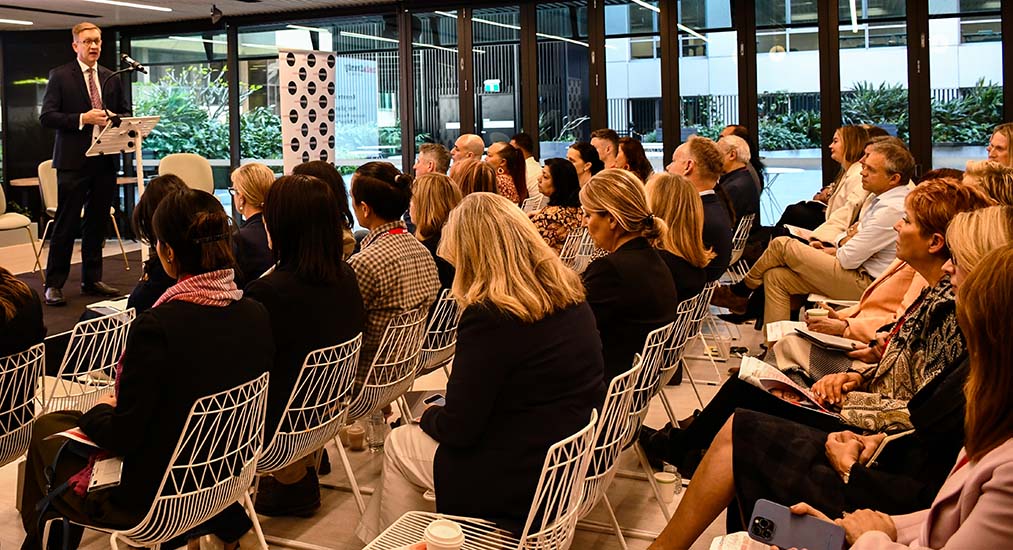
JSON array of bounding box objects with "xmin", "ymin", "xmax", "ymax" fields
[
  {"xmin": 794, "ymin": 328, "xmax": 863, "ymax": 352},
  {"xmin": 784, "ymin": 224, "xmax": 814, "ymax": 241},
  {"xmin": 765, "ymin": 320, "xmax": 806, "ymax": 342},
  {"xmin": 710, "ymin": 531, "xmax": 774, "ymax": 550},
  {"xmin": 44, "ymin": 426, "xmax": 99, "ymax": 447},
  {"xmin": 738, "ymin": 356, "xmax": 841, "ymax": 418}
]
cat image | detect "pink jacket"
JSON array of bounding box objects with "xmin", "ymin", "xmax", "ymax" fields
[
  {"xmin": 838, "ymin": 260, "xmax": 928, "ymax": 342},
  {"xmin": 851, "ymin": 438, "xmax": 1013, "ymax": 549}
]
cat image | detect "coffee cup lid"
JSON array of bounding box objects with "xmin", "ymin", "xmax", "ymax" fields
[
  {"xmin": 425, "ymin": 519, "xmax": 465, "ymax": 545},
  {"xmin": 654, "ymin": 472, "xmax": 677, "ymax": 484}
]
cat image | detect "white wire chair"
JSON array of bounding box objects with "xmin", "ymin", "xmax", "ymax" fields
[
  {"xmin": 558, "ymin": 228, "xmax": 584, "ymax": 268},
  {"xmin": 43, "ymin": 372, "xmax": 270, "ymax": 550},
  {"xmin": 42, "ymin": 308, "xmax": 135, "ymax": 414},
  {"xmin": 682, "ymin": 281, "xmax": 728, "ymax": 384},
  {"xmin": 0, "ymin": 343, "xmax": 45, "ymax": 469},
  {"xmin": 520, "ymin": 195, "xmax": 547, "ymax": 213},
  {"xmin": 724, "ymin": 213, "xmax": 756, "ymax": 284},
  {"xmin": 333, "ymin": 307, "xmax": 429, "ymax": 514},
  {"xmin": 575, "ymin": 359, "xmax": 642, "ymax": 549},
  {"xmin": 364, "ymin": 409, "xmax": 599, "ymax": 550},
  {"xmin": 657, "ymin": 297, "xmax": 702, "ymax": 413},
  {"xmin": 559, "ymin": 227, "xmax": 608, "ymax": 274},
  {"xmin": 415, "ymin": 289, "xmax": 463, "ymax": 378}
]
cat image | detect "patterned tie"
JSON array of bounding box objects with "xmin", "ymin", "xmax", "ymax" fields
[{"xmin": 86, "ymin": 68, "xmax": 103, "ymax": 110}]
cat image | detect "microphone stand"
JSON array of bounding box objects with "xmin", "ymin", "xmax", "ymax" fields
[{"xmin": 99, "ymin": 66, "xmax": 137, "ymax": 128}]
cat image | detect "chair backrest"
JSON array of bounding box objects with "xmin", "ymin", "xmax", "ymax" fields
[
  {"xmin": 518, "ymin": 409, "xmax": 598, "ymax": 549},
  {"xmin": 37, "ymin": 160, "xmax": 58, "ymax": 212},
  {"xmin": 115, "ymin": 372, "xmax": 270, "ymax": 547},
  {"xmin": 625, "ymin": 322, "xmax": 676, "ymax": 441},
  {"xmin": 0, "ymin": 343, "xmax": 45, "ymax": 469},
  {"xmin": 658, "ymin": 297, "xmax": 699, "ymax": 386},
  {"xmin": 521, "ymin": 195, "xmax": 544, "ymax": 213},
  {"xmin": 158, "ymin": 153, "xmax": 214, "ymax": 193},
  {"xmin": 578, "ymin": 360, "xmax": 641, "ymax": 519},
  {"xmin": 416, "ymin": 289, "xmax": 463, "ymax": 377},
  {"xmin": 258, "ymin": 334, "xmax": 362, "ymax": 473},
  {"xmin": 559, "ymin": 228, "xmax": 585, "ymax": 268},
  {"xmin": 347, "ymin": 307, "xmax": 428, "ymax": 421},
  {"xmin": 689, "ymin": 282, "xmax": 718, "ymax": 334},
  {"xmin": 729, "ymin": 213, "xmax": 756, "ymax": 265},
  {"xmin": 44, "ymin": 309, "xmax": 136, "ymax": 414},
  {"xmin": 0, "ymin": 180, "xmax": 7, "ymax": 215}
]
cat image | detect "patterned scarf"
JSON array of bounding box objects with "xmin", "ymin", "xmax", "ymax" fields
[{"xmin": 70, "ymin": 269, "xmax": 242, "ymax": 495}]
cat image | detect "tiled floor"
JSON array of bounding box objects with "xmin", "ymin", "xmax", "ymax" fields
[{"xmin": 0, "ymin": 241, "xmax": 764, "ymax": 549}]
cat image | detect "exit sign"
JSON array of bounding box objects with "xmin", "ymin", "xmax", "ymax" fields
[{"xmin": 483, "ymin": 79, "xmax": 501, "ymax": 93}]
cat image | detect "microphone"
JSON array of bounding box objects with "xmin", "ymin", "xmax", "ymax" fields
[{"xmin": 121, "ymin": 53, "xmax": 147, "ymax": 74}]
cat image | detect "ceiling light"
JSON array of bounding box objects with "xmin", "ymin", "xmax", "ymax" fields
[
  {"xmin": 849, "ymin": 0, "xmax": 859, "ymax": 33},
  {"xmin": 82, "ymin": 0, "xmax": 172, "ymax": 12},
  {"xmin": 170, "ymin": 35, "xmax": 227, "ymax": 45},
  {"xmin": 287, "ymin": 24, "xmax": 330, "ymax": 33},
  {"xmin": 629, "ymin": 0, "xmax": 659, "ymax": 13},
  {"xmin": 0, "ymin": 18, "xmax": 33, "ymax": 26},
  {"xmin": 340, "ymin": 30, "xmax": 398, "ymax": 44}
]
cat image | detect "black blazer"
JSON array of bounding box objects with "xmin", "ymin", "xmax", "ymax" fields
[
  {"xmin": 245, "ymin": 264, "xmax": 366, "ymax": 439},
  {"xmin": 421, "ymin": 302, "xmax": 604, "ymax": 534},
  {"xmin": 717, "ymin": 167, "xmax": 760, "ymax": 227},
  {"xmin": 233, "ymin": 213, "xmax": 274, "ymax": 287},
  {"xmin": 701, "ymin": 193, "xmax": 733, "ymax": 281},
  {"xmin": 126, "ymin": 254, "xmax": 174, "ymax": 315},
  {"xmin": 0, "ymin": 288, "xmax": 45, "ymax": 358},
  {"xmin": 658, "ymin": 250, "xmax": 707, "ymax": 302},
  {"xmin": 583, "ymin": 237, "xmax": 679, "ymax": 381},
  {"xmin": 78, "ymin": 299, "xmax": 274, "ymax": 515},
  {"xmin": 40, "ymin": 61, "xmax": 130, "ymax": 171},
  {"xmin": 421, "ymin": 232, "xmax": 455, "ymax": 290}
]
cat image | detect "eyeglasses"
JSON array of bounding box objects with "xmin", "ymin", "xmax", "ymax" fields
[
  {"xmin": 227, "ymin": 186, "xmax": 238, "ymax": 197},
  {"xmin": 77, "ymin": 38, "xmax": 102, "ymax": 46}
]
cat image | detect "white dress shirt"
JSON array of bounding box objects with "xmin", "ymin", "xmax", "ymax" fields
[
  {"xmin": 524, "ymin": 156, "xmax": 543, "ymax": 203},
  {"xmin": 77, "ymin": 58, "xmax": 104, "ymax": 138},
  {"xmin": 835, "ymin": 184, "xmax": 910, "ymax": 278}
]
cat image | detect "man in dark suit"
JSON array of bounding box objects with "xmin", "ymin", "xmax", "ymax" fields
[
  {"xmin": 667, "ymin": 135, "xmax": 733, "ymax": 281},
  {"xmin": 39, "ymin": 22, "xmax": 130, "ymax": 306}
]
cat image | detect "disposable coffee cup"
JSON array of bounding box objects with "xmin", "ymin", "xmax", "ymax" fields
[
  {"xmin": 424, "ymin": 519, "xmax": 465, "ymax": 550},
  {"xmin": 346, "ymin": 424, "xmax": 366, "ymax": 451},
  {"xmin": 654, "ymin": 472, "xmax": 678, "ymax": 503},
  {"xmin": 806, "ymin": 308, "xmax": 829, "ymax": 319}
]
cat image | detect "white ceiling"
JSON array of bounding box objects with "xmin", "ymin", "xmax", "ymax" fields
[{"xmin": 0, "ymin": 0, "xmax": 395, "ymax": 31}]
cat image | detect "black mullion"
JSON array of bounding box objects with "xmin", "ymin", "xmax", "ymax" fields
[
  {"xmin": 520, "ymin": 2, "xmax": 540, "ymax": 157},
  {"xmin": 588, "ymin": 0, "xmax": 607, "ymax": 131},
  {"xmin": 1004, "ymin": 0, "xmax": 1013, "ymax": 122},
  {"xmin": 458, "ymin": 8, "xmax": 476, "ymax": 135},
  {"xmin": 819, "ymin": 0, "xmax": 842, "ymax": 177},
  {"xmin": 226, "ymin": 23, "xmax": 241, "ymax": 220},
  {"xmin": 398, "ymin": 7, "xmax": 416, "ymax": 174},
  {"xmin": 659, "ymin": 0, "xmax": 680, "ymax": 160},
  {"xmin": 906, "ymin": 0, "xmax": 931, "ymax": 174},
  {"xmin": 735, "ymin": 0, "xmax": 759, "ymax": 147}
]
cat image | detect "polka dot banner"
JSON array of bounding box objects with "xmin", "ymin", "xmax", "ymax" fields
[{"xmin": 279, "ymin": 49, "xmax": 336, "ymax": 173}]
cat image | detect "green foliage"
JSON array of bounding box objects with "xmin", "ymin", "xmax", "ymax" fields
[
  {"xmin": 931, "ymin": 78, "xmax": 1002, "ymax": 145},
  {"xmin": 240, "ymin": 107, "xmax": 282, "ymax": 160},
  {"xmin": 841, "ymin": 81, "xmax": 910, "ymax": 142}
]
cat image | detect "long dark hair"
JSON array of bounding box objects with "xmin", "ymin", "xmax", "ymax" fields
[
  {"xmin": 352, "ymin": 162, "xmax": 413, "ymax": 221},
  {"xmin": 264, "ymin": 174, "xmax": 346, "ymax": 284},
  {"xmin": 570, "ymin": 142, "xmax": 605, "ymax": 175},
  {"xmin": 133, "ymin": 174, "xmax": 188, "ymax": 275},
  {"xmin": 544, "ymin": 158, "xmax": 581, "ymax": 208},
  {"xmin": 495, "ymin": 142, "xmax": 529, "ymax": 203},
  {"xmin": 0, "ymin": 266, "xmax": 33, "ymax": 323},
  {"xmin": 618, "ymin": 137, "xmax": 653, "ymax": 184},
  {"xmin": 293, "ymin": 160, "xmax": 354, "ymax": 230},
  {"xmin": 152, "ymin": 188, "xmax": 235, "ymax": 276}
]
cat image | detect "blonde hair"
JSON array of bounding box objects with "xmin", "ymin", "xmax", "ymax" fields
[
  {"xmin": 579, "ymin": 168, "xmax": 667, "ymax": 242},
  {"xmin": 72, "ymin": 22, "xmax": 100, "ymax": 39},
  {"xmin": 646, "ymin": 173, "xmax": 716, "ymax": 269},
  {"xmin": 438, "ymin": 193, "xmax": 585, "ymax": 322},
  {"xmin": 449, "ymin": 158, "xmax": 497, "ymax": 196},
  {"xmin": 946, "ymin": 206, "xmax": 1013, "ymax": 274},
  {"xmin": 993, "ymin": 123, "xmax": 1013, "ymax": 168},
  {"xmin": 684, "ymin": 136, "xmax": 725, "ymax": 178},
  {"xmin": 230, "ymin": 162, "xmax": 275, "ymax": 209},
  {"xmin": 965, "ymin": 160, "xmax": 1013, "ymax": 205},
  {"xmin": 413, "ymin": 173, "xmax": 462, "ymax": 241}
]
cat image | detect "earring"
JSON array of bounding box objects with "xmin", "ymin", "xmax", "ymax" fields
[{"xmin": 496, "ymin": 166, "xmax": 505, "ymax": 175}]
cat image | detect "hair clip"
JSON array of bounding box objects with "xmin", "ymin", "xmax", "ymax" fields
[{"xmin": 193, "ymin": 233, "xmax": 229, "ymax": 244}]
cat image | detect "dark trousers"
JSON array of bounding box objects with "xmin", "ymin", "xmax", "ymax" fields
[{"xmin": 46, "ymin": 159, "xmax": 116, "ymax": 289}]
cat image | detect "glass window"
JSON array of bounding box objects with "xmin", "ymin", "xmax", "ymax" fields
[
  {"xmin": 537, "ymin": 2, "xmax": 591, "ymax": 159},
  {"xmin": 929, "ymin": 0, "xmax": 1000, "ymax": 15},
  {"xmin": 929, "ymin": 9, "xmax": 1003, "ymax": 169},
  {"xmin": 472, "ymin": 7, "xmax": 521, "ymax": 147},
  {"xmin": 413, "ymin": 11, "xmax": 460, "ymax": 157},
  {"xmin": 605, "ymin": 0, "xmax": 662, "ymax": 165},
  {"xmin": 679, "ymin": 0, "xmax": 737, "ymax": 146},
  {"xmin": 131, "ymin": 32, "xmax": 231, "ymax": 202}
]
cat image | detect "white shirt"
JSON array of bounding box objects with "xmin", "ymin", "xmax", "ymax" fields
[
  {"xmin": 77, "ymin": 58, "xmax": 103, "ymax": 136},
  {"xmin": 698, "ymin": 189, "xmax": 716, "ymax": 197},
  {"xmin": 835, "ymin": 184, "xmax": 910, "ymax": 278},
  {"xmin": 524, "ymin": 156, "xmax": 543, "ymax": 203}
]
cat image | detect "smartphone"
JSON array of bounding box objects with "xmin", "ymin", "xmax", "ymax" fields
[
  {"xmin": 748, "ymin": 499, "xmax": 846, "ymax": 550},
  {"xmin": 423, "ymin": 393, "xmax": 446, "ymax": 408}
]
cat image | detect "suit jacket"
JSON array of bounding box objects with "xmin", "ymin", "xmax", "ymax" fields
[
  {"xmin": 40, "ymin": 60, "xmax": 130, "ymax": 171},
  {"xmin": 658, "ymin": 250, "xmax": 707, "ymax": 301},
  {"xmin": 852, "ymin": 437, "xmax": 1013, "ymax": 549},
  {"xmin": 420, "ymin": 231, "xmax": 455, "ymax": 290},
  {"xmin": 233, "ymin": 213, "xmax": 274, "ymax": 287},
  {"xmin": 837, "ymin": 260, "xmax": 928, "ymax": 343},
  {"xmin": 717, "ymin": 167, "xmax": 760, "ymax": 227},
  {"xmin": 244, "ymin": 264, "xmax": 365, "ymax": 439},
  {"xmin": 420, "ymin": 302, "xmax": 604, "ymax": 534},
  {"xmin": 701, "ymin": 193, "xmax": 733, "ymax": 281},
  {"xmin": 583, "ymin": 237, "xmax": 678, "ymax": 381},
  {"xmin": 78, "ymin": 298, "xmax": 274, "ymax": 515}
]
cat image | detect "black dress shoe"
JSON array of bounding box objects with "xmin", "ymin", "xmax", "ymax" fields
[
  {"xmin": 45, "ymin": 287, "xmax": 67, "ymax": 307},
  {"xmin": 81, "ymin": 281, "xmax": 121, "ymax": 297},
  {"xmin": 255, "ymin": 468, "xmax": 321, "ymax": 518}
]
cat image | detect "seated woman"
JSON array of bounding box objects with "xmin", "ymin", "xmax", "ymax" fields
[
  {"xmin": 356, "ymin": 192, "xmax": 604, "ymax": 541},
  {"xmin": 292, "ymin": 160, "xmax": 357, "ymax": 259},
  {"xmin": 528, "ymin": 158, "xmax": 583, "ymax": 253},
  {"xmin": 616, "ymin": 136, "xmax": 653, "ymax": 185},
  {"xmin": 19, "ymin": 188, "xmax": 274, "ymax": 550},
  {"xmin": 126, "ymin": 174, "xmax": 187, "ymax": 314},
  {"xmin": 775, "ymin": 244, "xmax": 1013, "ymax": 550},
  {"xmin": 647, "ymin": 205, "xmax": 1013, "ymax": 550},
  {"xmin": 485, "ymin": 141, "xmax": 528, "ymax": 205},
  {"xmin": 568, "ymin": 141, "xmax": 605, "ymax": 187},
  {"xmin": 642, "ymin": 179, "xmax": 993, "ymax": 472},
  {"xmin": 410, "ymin": 173, "xmax": 462, "ymax": 289},
  {"xmin": 449, "ymin": 158, "xmax": 497, "ymax": 197},
  {"xmin": 986, "ymin": 122, "xmax": 1013, "ymax": 168},
  {"xmin": 808, "ymin": 125, "xmax": 871, "ymax": 244},
  {"xmin": 0, "ymin": 266, "xmax": 45, "ymax": 358},
  {"xmin": 581, "ymin": 168, "xmax": 678, "ymax": 381},
  {"xmin": 245, "ymin": 174, "xmax": 366, "ymax": 517},
  {"xmin": 646, "ymin": 173, "xmax": 712, "ymax": 301},
  {"xmin": 230, "ymin": 162, "xmax": 276, "ymax": 286}
]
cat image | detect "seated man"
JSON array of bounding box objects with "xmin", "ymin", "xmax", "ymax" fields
[
  {"xmin": 510, "ymin": 132, "xmax": 543, "ymax": 204},
  {"xmin": 716, "ymin": 134, "xmax": 760, "ymax": 227},
  {"xmin": 412, "ymin": 142, "xmax": 451, "ymax": 177},
  {"xmin": 667, "ymin": 135, "xmax": 733, "ymax": 281},
  {"xmin": 450, "ymin": 133, "xmax": 484, "ymax": 164},
  {"xmin": 713, "ymin": 139, "xmax": 915, "ymax": 327},
  {"xmin": 591, "ymin": 127, "xmax": 620, "ymax": 169}
]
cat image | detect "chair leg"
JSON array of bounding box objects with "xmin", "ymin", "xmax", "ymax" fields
[
  {"xmin": 659, "ymin": 390, "xmax": 680, "ymax": 427},
  {"xmin": 243, "ymin": 491, "xmax": 269, "ymax": 550},
  {"xmin": 634, "ymin": 442, "xmax": 672, "ymax": 521},
  {"xmin": 333, "ymin": 436, "xmax": 366, "ymax": 514},
  {"xmin": 110, "ymin": 213, "xmax": 130, "ymax": 271},
  {"xmin": 37, "ymin": 219, "xmax": 53, "ymax": 265},
  {"xmin": 602, "ymin": 493, "xmax": 629, "ymax": 550},
  {"xmin": 25, "ymin": 227, "xmax": 45, "ymax": 285},
  {"xmin": 681, "ymin": 359, "xmax": 706, "ymax": 410},
  {"xmin": 110, "ymin": 531, "xmax": 122, "ymax": 550}
]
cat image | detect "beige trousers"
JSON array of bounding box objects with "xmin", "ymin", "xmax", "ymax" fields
[{"xmin": 745, "ymin": 236, "xmax": 874, "ymax": 327}]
